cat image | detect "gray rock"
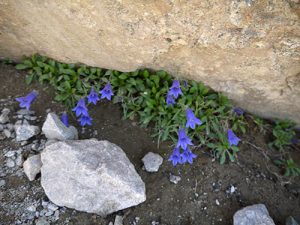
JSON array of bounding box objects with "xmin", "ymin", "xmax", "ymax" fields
[
  {"xmin": 17, "ymin": 109, "xmax": 34, "ymax": 116},
  {"xmin": 41, "ymin": 139, "xmax": 146, "ymax": 216},
  {"xmin": 35, "ymin": 218, "xmax": 50, "ymax": 225},
  {"xmin": 0, "ymin": 179, "xmax": 6, "ymax": 187},
  {"xmin": 23, "ymin": 155, "xmax": 42, "ymax": 181},
  {"xmin": 233, "ymin": 204, "xmax": 275, "ymax": 225},
  {"xmin": 15, "ymin": 124, "xmax": 40, "ymax": 142},
  {"xmin": 3, "ymin": 129, "xmax": 11, "ymax": 138},
  {"xmin": 45, "ymin": 139, "xmax": 57, "ymax": 147},
  {"xmin": 0, "ymin": 108, "xmax": 10, "ymax": 124},
  {"xmin": 114, "ymin": 215, "xmax": 123, "ymax": 225},
  {"xmin": 26, "ymin": 205, "xmax": 37, "ymax": 212},
  {"xmin": 42, "ymin": 113, "xmax": 78, "ymax": 141},
  {"xmin": 142, "ymin": 152, "xmax": 163, "ymax": 172},
  {"xmin": 15, "ymin": 154, "xmax": 23, "ymax": 167},
  {"xmin": 6, "ymin": 158, "xmax": 15, "ymax": 168},
  {"xmin": 169, "ymin": 174, "xmax": 181, "ymax": 184},
  {"xmin": 286, "ymin": 216, "xmax": 299, "ymax": 225}
]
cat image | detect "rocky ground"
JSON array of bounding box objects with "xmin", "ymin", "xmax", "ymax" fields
[{"xmin": 0, "ymin": 63, "xmax": 299, "ymax": 225}]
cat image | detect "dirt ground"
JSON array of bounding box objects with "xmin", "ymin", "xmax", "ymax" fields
[{"xmin": 0, "ymin": 63, "xmax": 299, "ymax": 225}]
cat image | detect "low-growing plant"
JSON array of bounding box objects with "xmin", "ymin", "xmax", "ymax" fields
[
  {"xmin": 274, "ymin": 158, "xmax": 300, "ymax": 177},
  {"xmin": 268, "ymin": 120, "xmax": 296, "ymax": 151},
  {"xmin": 15, "ymin": 54, "xmax": 247, "ymax": 164}
]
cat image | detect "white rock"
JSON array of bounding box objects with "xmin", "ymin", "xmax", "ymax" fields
[
  {"xmin": 142, "ymin": 152, "xmax": 163, "ymax": 172},
  {"xmin": 114, "ymin": 215, "xmax": 123, "ymax": 225},
  {"xmin": 23, "ymin": 155, "xmax": 42, "ymax": 181},
  {"xmin": 41, "ymin": 139, "xmax": 146, "ymax": 216},
  {"xmin": 15, "ymin": 124, "xmax": 40, "ymax": 142},
  {"xmin": 169, "ymin": 174, "xmax": 181, "ymax": 184},
  {"xmin": 6, "ymin": 158, "xmax": 15, "ymax": 168},
  {"xmin": 42, "ymin": 113, "xmax": 78, "ymax": 141},
  {"xmin": 0, "ymin": 108, "xmax": 10, "ymax": 124},
  {"xmin": 233, "ymin": 204, "xmax": 275, "ymax": 225}
]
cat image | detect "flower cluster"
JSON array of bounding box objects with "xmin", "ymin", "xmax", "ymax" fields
[
  {"xmin": 166, "ymin": 80, "xmax": 182, "ymax": 106},
  {"xmin": 168, "ymin": 81, "xmax": 241, "ymax": 166},
  {"xmin": 72, "ymin": 83, "xmax": 114, "ymax": 126}
]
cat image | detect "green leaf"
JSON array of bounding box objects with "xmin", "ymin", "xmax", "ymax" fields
[
  {"xmin": 25, "ymin": 74, "xmax": 34, "ymax": 84},
  {"xmin": 16, "ymin": 64, "xmax": 30, "ymax": 70}
]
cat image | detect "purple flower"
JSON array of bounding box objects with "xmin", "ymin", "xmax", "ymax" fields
[
  {"xmin": 78, "ymin": 114, "xmax": 92, "ymax": 126},
  {"xmin": 60, "ymin": 112, "xmax": 69, "ymax": 127},
  {"xmin": 176, "ymin": 128, "xmax": 193, "ymax": 150},
  {"xmin": 181, "ymin": 147, "xmax": 197, "ymax": 164},
  {"xmin": 100, "ymin": 83, "xmax": 114, "ymax": 101},
  {"xmin": 72, "ymin": 98, "xmax": 88, "ymax": 117},
  {"xmin": 169, "ymin": 80, "xmax": 183, "ymax": 99},
  {"xmin": 87, "ymin": 87, "xmax": 99, "ymax": 105},
  {"xmin": 168, "ymin": 147, "xmax": 182, "ymax": 166},
  {"xmin": 233, "ymin": 107, "xmax": 244, "ymax": 116},
  {"xmin": 183, "ymin": 80, "xmax": 188, "ymax": 88},
  {"xmin": 227, "ymin": 129, "xmax": 240, "ymax": 146},
  {"xmin": 186, "ymin": 108, "xmax": 202, "ymax": 129},
  {"xmin": 166, "ymin": 93, "xmax": 176, "ymax": 106},
  {"xmin": 15, "ymin": 91, "xmax": 37, "ymax": 110}
]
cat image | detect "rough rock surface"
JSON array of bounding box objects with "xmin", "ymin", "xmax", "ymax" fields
[
  {"xmin": 0, "ymin": 1, "xmax": 299, "ymax": 124},
  {"xmin": 233, "ymin": 204, "xmax": 275, "ymax": 225},
  {"xmin": 15, "ymin": 124, "xmax": 40, "ymax": 142},
  {"xmin": 23, "ymin": 154, "xmax": 42, "ymax": 181},
  {"xmin": 142, "ymin": 152, "xmax": 163, "ymax": 172},
  {"xmin": 41, "ymin": 139, "xmax": 146, "ymax": 216},
  {"xmin": 42, "ymin": 113, "xmax": 78, "ymax": 141}
]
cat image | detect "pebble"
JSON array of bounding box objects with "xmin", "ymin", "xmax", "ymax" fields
[
  {"xmin": 170, "ymin": 174, "xmax": 181, "ymax": 184},
  {"xmin": 114, "ymin": 215, "xmax": 123, "ymax": 225},
  {"xmin": 215, "ymin": 199, "xmax": 220, "ymax": 206},
  {"xmin": 35, "ymin": 218, "xmax": 50, "ymax": 225},
  {"xmin": 142, "ymin": 152, "xmax": 163, "ymax": 172},
  {"xmin": 17, "ymin": 109, "xmax": 34, "ymax": 115},
  {"xmin": 5, "ymin": 151, "xmax": 16, "ymax": 158},
  {"xmin": 26, "ymin": 205, "xmax": 37, "ymax": 212},
  {"xmin": 0, "ymin": 179, "xmax": 6, "ymax": 187},
  {"xmin": 6, "ymin": 158, "xmax": 15, "ymax": 168},
  {"xmin": 3, "ymin": 129, "xmax": 11, "ymax": 138},
  {"xmin": 15, "ymin": 154, "xmax": 23, "ymax": 167},
  {"xmin": 47, "ymin": 203, "xmax": 59, "ymax": 211},
  {"xmin": 0, "ymin": 124, "xmax": 3, "ymax": 131},
  {"xmin": 0, "ymin": 108, "xmax": 10, "ymax": 124}
]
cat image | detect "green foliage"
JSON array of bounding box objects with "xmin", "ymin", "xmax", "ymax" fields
[
  {"xmin": 16, "ymin": 54, "xmax": 247, "ymax": 164},
  {"xmin": 268, "ymin": 120, "xmax": 296, "ymax": 150},
  {"xmin": 274, "ymin": 158, "xmax": 300, "ymax": 177}
]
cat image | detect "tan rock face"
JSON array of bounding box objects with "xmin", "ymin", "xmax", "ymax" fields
[{"xmin": 0, "ymin": 0, "xmax": 299, "ymax": 123}]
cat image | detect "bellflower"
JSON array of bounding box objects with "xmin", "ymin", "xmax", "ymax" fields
[
  {"xmin": 87, "ymin": 87, "xmax": 99, "ymax": 105},
  {"xmin": 227, "ymin": 129, "xmax": 241, "ymax": 146},
  {"xmin": 168, "ymin": 80, "xmax": 183, "ymax": 99},
  {"xmin": 168, "ymin": 147, "xmax": 182, "ymax": 166},
  {"xmin": 15, "ymin": 91, "xmax": 37, "ymax": 110},
  {"xmin": 176, "ymin": 128, "xmax": 193, "ymax": 150},
  {"xmin": 72, "ymin": 98, "xmax": 88, "ymax": 117},
  {"xmin": 233, "ymin": 107, "xmax": 244, "ymax": 116},
  {"xmin": 181, "ymin": 147, "xmax": 197, "ymax": 164},
  {"xmin": 78, "ymin": 114, "xmax": 92, "ymax": 126},
  {"xmin": 166, "ymin": 93, "xmax": 176, "ymax": 106},
  {"xmin": 100, "ymin": 83, "xmax": 114, "ymax": 101},
  {"xmin": 186, "ymin": 108, "xmax": 202, "ymax": 129},
  {"xmin": 60, "ymin": 112, "xmax": 69, "ymax": 127}
]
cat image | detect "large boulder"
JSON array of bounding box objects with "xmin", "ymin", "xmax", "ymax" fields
[
  {"xmin": 40, "ymin": 139, "xmax": 146, "ymax": 216},
  {"xmin": 0, "ymin": 1, "xmax": 299, "ymax": 124}
]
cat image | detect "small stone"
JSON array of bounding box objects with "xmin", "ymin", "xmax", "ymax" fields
[
  {"xmin": 26, "ymin": 205, "xmax": 37, "ymax": 212},
  {"xmin": 15, "ymin": 124, "xmax": 40, "ymax": 142},
  {"xmin": 114, "ymin": 215, "xmax": 123, "ymax": 225},
  {"xmin": 24, "ymin": 115, "xmax": 37, "ymax": 121},
  {"xmin": 142, "ymin": 152, "xmax": 163, "ymax": 172},
  {"xmin": 45, "ymin": 210, "xmax": 54, "ymax": 216},
  {"xmin": 0, "ymin": 179, "xmax": 6, "ymax": 187},
  {"xmin": 31, "ymin": 143, "xmax": 40, "ymax": 151},
  {"xmin": 15, "ymin": 154, "xmax": 23, "ymax": 167},
  {"xmin": 0, "ymin": 108, "xmax": 10, "ymax": 124},
  {"xmin": 42, "ymin": 113, "xmax": 78, "ymax": 141},
  {"xmin": 23, "ymin": 154, "xmax": 42, "ymax": 181},
  {"xmin": 6, "ymin": 123, "xmax": 14, "ymax": 131},
  {"xmin": 17, "ymin": 109, "xmax": 34, "ymax": 115},
  {"xmin": 169, "ymin": 174, "xmax": 181, "ymax": 184},
  {"xmin": 0, "ymin": 124, "xmax": 3, "ymax": 132},
  {"xmin": 6, "ymin": 158, "xmax": 15, "ymax": 168},
  {"xmin": 215, "ymin": 199, "xmax": 220, "ymax": 206},
  {"xmin": 35, "ymin": 218, "xmax": 50, "ymax": 225},
  {"xmin": 47, "ymin": 203, "xmax": 59, "ymax": 211},
  {"xmin": 20, "ymin": 141, "xmax": 28, "ymax": 146},
  {"xmin": 54, "ymin": 210, "xmax": 60, "ymax": 219},
  {"xmin": 5, "ymin": 151, "xmax": 15, "ymax": 158},
  {"xmin": 233, "ymin": 204, "xmax": 275, "ymax": 225},
  {"xmin": 3, "ymin": 129, "xmax": 11, "ymax": 138},
  {"xmin": 286, "ymin": 216, "xmax": 299, "ymax": 225}
]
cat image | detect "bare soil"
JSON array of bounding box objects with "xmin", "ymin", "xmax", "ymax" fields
[{"xmin": 0, "ymin": 63, "xmax": 299, "ymax": 225}]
